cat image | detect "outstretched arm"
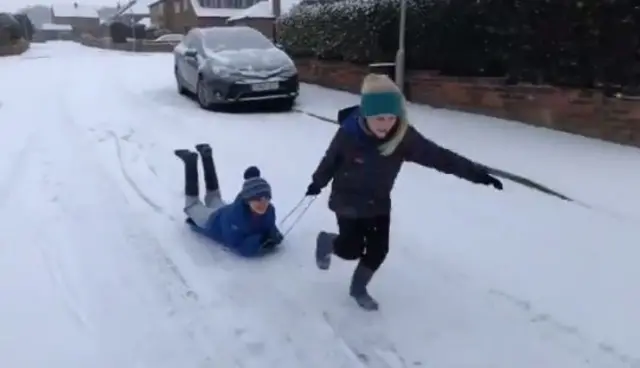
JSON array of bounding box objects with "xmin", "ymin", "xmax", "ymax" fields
[{"xmin": 403, "ymin": 127, "xmax": 488, "ymax": 184}]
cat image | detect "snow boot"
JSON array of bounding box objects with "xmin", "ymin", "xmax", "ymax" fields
[
  {"xmin": 195, "ymin": 143, "xmax": 220, "ymax": 192},
  {"xmin": 316, "ymin": 231, "xmax": 337, "ymax": 270},
  {"xmin": 174, "ymin": 149, "xmax": 199, "ymax": 197},
  {"xmin": 349, "ymin": 263, "xmax": 379, "ymax": 311}
]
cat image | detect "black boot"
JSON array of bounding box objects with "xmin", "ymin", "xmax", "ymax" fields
[
  {"xmin": 349, "ymin": 263, "xmax": 379, "ymax": 311},
  {"xmin": 174, "ymin": 149, "xmax": 199, "ymax": 197},
  {"xmin": 195, "ymin": 143, "xmax": 219, "ymax": 192}
]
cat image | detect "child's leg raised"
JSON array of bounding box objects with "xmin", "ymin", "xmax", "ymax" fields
[{"xmin": 195, "ymin": 143, "xmax": 223, "ymax": 209}]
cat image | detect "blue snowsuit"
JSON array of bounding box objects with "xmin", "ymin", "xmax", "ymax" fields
[{"xmin": 189, "ymin": 196, "xmax": 283, "ymax": 257}]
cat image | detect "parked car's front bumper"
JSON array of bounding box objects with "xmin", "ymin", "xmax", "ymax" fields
[{"xmin": 202, "ymin": 74, "xmax": 299, "ymax": 104}]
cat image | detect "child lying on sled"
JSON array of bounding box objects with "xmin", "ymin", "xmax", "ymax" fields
[{"xmin": 174, "ymin": 144, "xmax": 284, "ymax": 257}]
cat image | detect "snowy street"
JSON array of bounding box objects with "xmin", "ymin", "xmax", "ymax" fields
[{"xmin": 0, "ymin": 41, "xmax": 638, "ymax": 368}]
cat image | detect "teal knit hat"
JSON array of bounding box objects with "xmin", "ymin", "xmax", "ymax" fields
[
  {"xmin": 360, "ymin": 92, "xmax": 403, "ymax": 118},
  {"xmin": 359, "ymin": 73, "xmax": 405, "ymax": 118}
]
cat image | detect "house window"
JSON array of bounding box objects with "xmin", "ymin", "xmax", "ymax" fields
[
  {"xmin": 183, "ymin": 0, "xmax": 189, "ymax": 10},
  {"xmin": 174, "ymin": 0, "xmax": 180, "ymax": 13}
]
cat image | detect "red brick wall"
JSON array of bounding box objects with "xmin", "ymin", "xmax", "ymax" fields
[{"xmin": 295, "ymin": 59, "xmax": 640, "ymax": 148}]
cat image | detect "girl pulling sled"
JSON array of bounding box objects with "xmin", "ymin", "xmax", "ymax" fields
[
  {"xmin": 305, "ymin": 73, "xmax": 503, "ymax": 310},
  {"xmin": 173, "ymin": 73, "xmax": 504, "ymax": 311}
]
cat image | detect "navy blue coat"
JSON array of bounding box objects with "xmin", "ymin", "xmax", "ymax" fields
[
  {"xmin": 311, "ymin": 105, "xmax": 490, "ymax": 217},
  {"xmin": 190, "ymin": 197, "xmax": 283, "ymax": 257}
]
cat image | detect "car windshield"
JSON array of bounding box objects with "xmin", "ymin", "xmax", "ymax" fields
[{"xmin": 203, "ymin": 28, "xmax": 273, "ymax": 52}]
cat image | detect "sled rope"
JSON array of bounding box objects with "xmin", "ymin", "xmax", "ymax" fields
[{"xmin": 279, "ymin": 195, "xmax": 317, "ymax": 238}]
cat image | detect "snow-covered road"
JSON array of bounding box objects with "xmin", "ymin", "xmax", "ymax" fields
[{"xmin": 0, "ymin": 41, "xmax": 638, "ymax": 368}]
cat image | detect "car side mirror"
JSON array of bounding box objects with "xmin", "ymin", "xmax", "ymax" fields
[{"xmin": 184, "ymin": 49, "xmax": 197, "ymax": 58}]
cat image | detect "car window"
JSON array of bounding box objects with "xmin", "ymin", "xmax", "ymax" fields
[
  {"xmin": 203, "ymin": 28, "xmax": 273, "ymax": 52},
  {"xmin": 182, "ymin": 31, "xmax": 203, "ymax": 54},
  {"xmin": 182, "ymin": 31, "xmax": 194, "ymax": 46}
]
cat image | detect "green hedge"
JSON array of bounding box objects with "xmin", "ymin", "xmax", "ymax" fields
[{"xmin": 278, "ymin": 0, "xmax": 640, "ymax": 92}]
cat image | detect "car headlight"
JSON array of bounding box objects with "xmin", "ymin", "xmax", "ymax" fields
[
  {"xmin": 211, "ymin": 64, "xmax": 236, "ymax": 78},
  {"xmin": 280, "ymin": 64, "xmax": 298, "ymax": 77}
]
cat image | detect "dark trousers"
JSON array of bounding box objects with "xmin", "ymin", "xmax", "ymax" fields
[{"xmin": 333, "ymin": 215, "xmax": 390, "ymax": 272}]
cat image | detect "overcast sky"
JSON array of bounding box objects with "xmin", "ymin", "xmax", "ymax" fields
[{"xmin": 3, "ymin": 0, "xmax": 134, "ymax": 13}]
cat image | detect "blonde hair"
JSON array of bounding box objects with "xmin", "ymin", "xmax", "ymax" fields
[{"xmin": 360, "ymin": 74, "xmax": 409, "ymax": 156}]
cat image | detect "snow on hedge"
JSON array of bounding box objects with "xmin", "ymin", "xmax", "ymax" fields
[
  {"xmin": 278, "ymin": 0, "xmax": 405, "ymax": 60},
  {"xmin": 281, "ymin": 0, "xmax": 401, "ymax": 20}
]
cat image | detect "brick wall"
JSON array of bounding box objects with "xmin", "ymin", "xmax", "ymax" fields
[
  {"xmin": 79, "ymin": 36, "xmax": 176, "ymax": 52},
  {"xmin": 295, "ymin": 59, "xmax": 640, "ymax": 148}
]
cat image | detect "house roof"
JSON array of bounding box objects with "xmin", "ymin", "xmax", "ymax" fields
[
  {"xmin": 227, "ymin": 0, "xmax": 300, "ymax": 21},
  {"xmin": 51, "ymin": 3, "xmax": 99, "ymax": 18},
  {"xmin": 41, "ymin": 23, "xmax": 73, "ymax": 31},
  {"xmin": 189, "ymin": 0, "xmax": 243, "ymax": 18}
]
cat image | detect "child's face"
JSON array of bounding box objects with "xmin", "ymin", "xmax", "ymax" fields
[
  {"xmin": 366, "ymin": 114, "xmax": 397, "ymax": 138},
  {"xmin": 249, "ymin": 197, "xmax": 270, "ymax": 214}
]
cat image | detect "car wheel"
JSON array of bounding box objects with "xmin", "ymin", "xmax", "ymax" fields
[
  {"xmin": 196, "ymin": 77, "xmax": 212, "ymax": 110},
  {"xmin": 175, "ymin": 66, "xmax": 187, "ymax": 95}
]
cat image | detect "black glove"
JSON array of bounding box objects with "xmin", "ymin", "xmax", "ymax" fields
[
  {"xmin": 305, "ymin": 182, "xmax": 321, "ymax": 196},
  {"xmin": 261, "ymin": 238, "xmax": 277, "ymax": 250},
  {"xmin": 484, "ymin": 174, "xmax": 503, "ymax": 190}
]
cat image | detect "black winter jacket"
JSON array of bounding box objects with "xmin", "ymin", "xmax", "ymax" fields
[{"xmin": 310, "ymin": 106, "xmax": 490, "ymax": 217}]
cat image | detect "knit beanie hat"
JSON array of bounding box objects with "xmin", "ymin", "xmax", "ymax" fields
[
  {"xmin": 358, "ymin": 73, "xmax": 409, "ymax": 156},
  {"xmin": 240, "ymin": 166, "xmax": 271, "ymax": 201},
  {"xmin": 360, "ymin": 73, "xmax": 404, "ymax": 118}
]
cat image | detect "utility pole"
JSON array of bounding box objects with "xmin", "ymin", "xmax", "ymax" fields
[{"xmin": 394, "ymin": 0, "xmax": 407, "ymax": 90}]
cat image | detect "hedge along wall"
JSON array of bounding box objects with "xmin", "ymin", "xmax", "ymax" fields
[
  {"xmin": 278, "ymin": 0, "xmax": 640, "ymax": 94},
  {"xmin": 277, "ymin": 0, "xmax": 640, "ymax": 147}
]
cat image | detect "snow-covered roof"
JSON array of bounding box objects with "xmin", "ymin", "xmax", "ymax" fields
[
  {"xmin": 137, "ymin": 17, "xmax": 151, "ymax": 26},
  {"xmin": 190, "ymin": 0, "xmax": 243, "ymax": 18},
  {"xmin": 51, "ymin": 3, "xmax": 99, "ymax": 18},
  {"xmin": 40, "ymin": 23, "xmax": 74, "ymax": 31},
  {"xmin": 227, "ymin": 0, "xmax": 300, "ymax": 21}
]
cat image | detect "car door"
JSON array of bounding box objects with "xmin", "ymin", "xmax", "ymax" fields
[
  {"xmin": 183, "ymin": 34, "xmax": 205, "ymax": 89},
  {"xmin": 174, "ymin": 31, "xmax": 196, "ymax": 91}
]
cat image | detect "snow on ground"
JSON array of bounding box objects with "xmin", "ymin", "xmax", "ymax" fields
[{"xmin": 0, "ymin": 41, "xmax": 638, "ymax": 368}]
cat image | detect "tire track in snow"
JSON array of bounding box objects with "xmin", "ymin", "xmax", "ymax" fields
[
  {"xmin": 104, "ymin": 128, "xmax": 172, "ymax": 218},
  {"xmin": 488, "ymin": 289, "xmax": 640, "ymax": 367},
  {"xmin": 0, "ymin": 132, "xmax": 37, "ymax": 208},
  {"xmin": 52, "ymin": 76, "xmax": 227, "ymax": 364}
]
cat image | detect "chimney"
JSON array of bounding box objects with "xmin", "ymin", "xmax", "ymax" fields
[
  {"xmin": 74, "ymin": 2, "xmax": 78, "ymax": 8},
  {"xmin": 271, "ymin": 0, "xmax": 281, "ymax": 18}
]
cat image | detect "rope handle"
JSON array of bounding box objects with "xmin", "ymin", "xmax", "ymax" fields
[{"xmin": 278, "ymin": 195, "xmax": 317, "ymax": 238}]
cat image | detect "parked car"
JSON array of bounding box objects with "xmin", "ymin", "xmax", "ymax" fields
[
  {"xmin": 173, "ymin": 26, "xmax": 299, "ymax": 110},
  {"xmin": 155, "ymin": 33, "xmax": 183, "ymax": 43}
]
